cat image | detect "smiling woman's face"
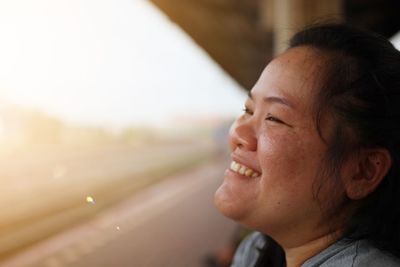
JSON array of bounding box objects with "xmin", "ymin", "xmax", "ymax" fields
[{"xmin": 214, "ymin": 46, "xmax": 343, "ymax": 245}]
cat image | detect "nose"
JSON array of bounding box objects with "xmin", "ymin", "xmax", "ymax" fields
[{"xmin": 229, "ymin": 119, "xmax": 257, "ymax": 151}]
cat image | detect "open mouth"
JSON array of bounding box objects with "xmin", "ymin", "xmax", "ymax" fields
[{"xmin": 229, "ymin": 161, "xmax": 260, "ymax": 178}]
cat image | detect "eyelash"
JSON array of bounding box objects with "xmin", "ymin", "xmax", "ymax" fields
[
  {"xmin": 242, "ymin": 107, "xmax": 283, "ymax": 124},
  {"xmin": 265, "ymin": 115, "xmax": 283, "ymax": 123},
  {"xmin": 242, "ymin": 107, "xmax": 253, "ymax": 115}
]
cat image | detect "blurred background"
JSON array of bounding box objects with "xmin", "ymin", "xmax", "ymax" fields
[{"xmin": 0, "ymin": 0, "xmax": 399, "ymax": 267}]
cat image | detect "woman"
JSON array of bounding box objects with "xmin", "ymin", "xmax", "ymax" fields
[{"xmin": 214, "ymin": 23, "xmax": 400, "ymax": 267}]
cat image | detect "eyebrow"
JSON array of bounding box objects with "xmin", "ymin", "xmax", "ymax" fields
[{"xmin": 248, "ymin": 91, "xmax": 296, "ymax": 110}]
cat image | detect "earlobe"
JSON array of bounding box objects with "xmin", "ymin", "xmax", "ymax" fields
[{"xmin": 345, "ymin": 149, "xmax": 392, "ymax": 200}]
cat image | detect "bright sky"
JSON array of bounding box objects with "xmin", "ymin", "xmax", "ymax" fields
[{"xmin": 0, "ymin": 0, "xmax": 247, "ymax": 128}]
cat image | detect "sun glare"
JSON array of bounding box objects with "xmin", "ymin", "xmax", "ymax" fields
[{"xmin": 0, "ymin": 0, "xmax": 245, "ymax": 130}]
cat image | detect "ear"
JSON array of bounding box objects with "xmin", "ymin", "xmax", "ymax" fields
[{"xmin": 344, "ymin": 148, "xmax": 392, "ymax": 200}]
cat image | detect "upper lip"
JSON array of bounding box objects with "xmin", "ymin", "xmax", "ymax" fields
[{"xmin": 231, "ymin": 153, "xmax": 261, "ymax": 174}]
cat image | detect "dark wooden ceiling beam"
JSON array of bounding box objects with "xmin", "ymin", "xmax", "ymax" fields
[{"xmin": 150, "ymin": 0, "xmax": 272, "ymax": 89}]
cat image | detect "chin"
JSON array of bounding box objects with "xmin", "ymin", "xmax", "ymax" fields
[{"xmin": 214, "ymin": 184, "xmax": 247, "ymax": 221}]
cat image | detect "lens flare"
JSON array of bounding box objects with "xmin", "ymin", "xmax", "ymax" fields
[{"xmin": 86, "ymin": 196, "xmax": 95, "ymax": 204}]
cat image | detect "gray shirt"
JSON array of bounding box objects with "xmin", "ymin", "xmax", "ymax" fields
[{"xmin": 231, "ymin": 232, "xmax": 400, "ymax": 267}]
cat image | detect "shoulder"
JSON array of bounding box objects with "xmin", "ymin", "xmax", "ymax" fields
[
  {"xmin": 303, "ymin": 239, "xmax": 400, "ymax": 267},
  {"xmin": 230, "ymin": 232, "xmax": 265, "ymax": 267},
  {"xmin": 353, "ymin": 241, "xmax": 400, "ymax": 267}
]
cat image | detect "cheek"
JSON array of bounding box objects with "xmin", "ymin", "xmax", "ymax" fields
[{"xmin": 257, "ymin": 130, "xmax": 325, "ymax": 192}]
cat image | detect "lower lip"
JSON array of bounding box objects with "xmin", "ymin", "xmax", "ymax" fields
[{"xmin": 224, "ymin": 168, "xmax": 258, "ymax": 180}]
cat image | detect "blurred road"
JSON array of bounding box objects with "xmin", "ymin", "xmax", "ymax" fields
[
  {"xmin": 0, "ymin": 142, "xmax": 214, "ymax": 257},
  {"xmin": 1, "ymin": 156, "xmax": 238, "ymax": 267}
]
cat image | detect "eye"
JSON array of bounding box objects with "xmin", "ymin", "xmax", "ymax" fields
[
  {"xmin": 265, "ymin": 114, "xmax": 283, "ymax": 124},
  {"xmin": 242, "ymin": 107, "xmax": 253, "ymax": 115}
]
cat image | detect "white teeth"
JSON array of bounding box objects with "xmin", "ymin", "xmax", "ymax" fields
[
  {"xmin": 232, "ymin": 162, "xmax": 240, "ymax": 172},
  {"xmin": 229, "ymin": 161, "xmax": 259, "ymax": 178},
  {"xmin": 230, "ymin": 161, "xmax": 235, "ymax": 170}
]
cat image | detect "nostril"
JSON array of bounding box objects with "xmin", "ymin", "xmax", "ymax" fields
[{"xmin": 235, "ymin": 137, "xmax": 256, "ymax": 152}]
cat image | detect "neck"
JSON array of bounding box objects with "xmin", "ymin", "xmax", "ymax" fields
[{"xmin": 283, "ymin": 230, "xmax": 341, "ymax": 267}]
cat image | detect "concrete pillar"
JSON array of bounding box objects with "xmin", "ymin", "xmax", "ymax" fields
[
  {"xmin": 259, "ymin": 0, "xmax": 275, "ymax": 32},
  {"xmin": 260, "ymin": 0, "xmax": 343, "ymax": 54}
]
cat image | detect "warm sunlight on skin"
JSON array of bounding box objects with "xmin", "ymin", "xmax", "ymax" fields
[
  {"xmin": 215, "ymin": 47, "xmax": 348, "ymax": 267},
  {"xmin": 0, "ymin": 0, "xmax": 246, "ymax": 128}
]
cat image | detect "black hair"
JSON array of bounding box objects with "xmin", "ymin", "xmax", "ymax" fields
[{"xmin": 255, "ymin": 23, "xmax": 400, "ymax": 266}]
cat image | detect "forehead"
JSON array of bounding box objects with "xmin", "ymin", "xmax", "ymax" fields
[{"xmin": 252, "ymin": 46, "xmax": 326, "ymax": 110}]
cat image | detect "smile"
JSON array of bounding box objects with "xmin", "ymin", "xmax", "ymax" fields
[{"xmin": 230, "ymin": 161, "xmax": 260, "ymax": 178}]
